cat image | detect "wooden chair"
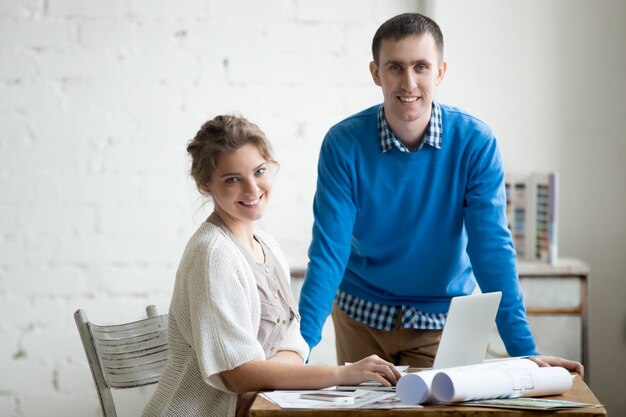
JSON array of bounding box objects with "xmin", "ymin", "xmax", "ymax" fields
[{"xmin": 74, "ymin": 305, "xmax": 169, "ymax": 417}]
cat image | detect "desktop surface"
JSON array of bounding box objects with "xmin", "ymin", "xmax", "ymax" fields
[{"xmin": 249, "ymin": 374, "xmax": 606, "ymax": 416}]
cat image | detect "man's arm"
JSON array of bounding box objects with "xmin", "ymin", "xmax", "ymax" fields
[
  {"xmin": 298, "ymin": 131, "xmax": 357, "ymax": 350},
  {"xmin": 463, "ymin": 135, "xmax": 539, "ymax": 357}
]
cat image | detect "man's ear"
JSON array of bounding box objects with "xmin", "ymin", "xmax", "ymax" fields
[
  {"xmin": 369, "ymin": 61, "xmax": 382, "ymax": 86},
  {"xmin": 436, "ymin": 60, "xmax": 448, "ymax": 85}
]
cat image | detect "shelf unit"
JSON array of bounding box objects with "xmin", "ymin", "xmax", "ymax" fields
[{"xmin": 517, "ymin": 258, "xmax": 590, "ymax": 373}]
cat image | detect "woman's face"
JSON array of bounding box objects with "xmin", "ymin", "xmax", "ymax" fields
[{"xmin": 205, "ymin": 143, "xmax": 273, "ymax": 226}]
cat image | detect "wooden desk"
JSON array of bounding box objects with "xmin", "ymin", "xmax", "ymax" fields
[{"xmin": 249, "ymin": 376, "xmax": 605, "ymax": 416}]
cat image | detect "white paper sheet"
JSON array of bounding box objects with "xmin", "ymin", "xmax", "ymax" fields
[{"xmin": 261, "ymin": 389, "xmax": 421, "ymax": 409}]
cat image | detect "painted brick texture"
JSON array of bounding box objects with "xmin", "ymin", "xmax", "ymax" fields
[{"xmin": 0, "ymin": 0, "xmax": 407, "ymax": 415}]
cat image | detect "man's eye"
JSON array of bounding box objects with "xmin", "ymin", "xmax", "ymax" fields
[
  {"xmin": 390, "ymin": 65, "xmax": 402, "ymax": 72},
  {"xmin": 416, "ymin": 64, "xmax": 427, "ymax": 71}
]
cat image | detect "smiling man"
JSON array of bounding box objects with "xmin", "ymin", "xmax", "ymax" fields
[
  {"xmin": 298, "ymin": 13, "xmax": 582, "ymax": 375},
  {"xmin": 370, "ymin": 26, "xmax": 445, "ymax": 151}
]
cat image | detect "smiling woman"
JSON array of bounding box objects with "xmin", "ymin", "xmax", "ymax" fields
[
  {"xmin": 207, "ymin": 145, "xmax": 273, "ymax": 228},
  {"xmin": 186, "ymin": 116, "xmax": 279, "ymax": 259},
  {"xmin": 141, "ymin": 115, "xmax": 401, "ymax": 417}
]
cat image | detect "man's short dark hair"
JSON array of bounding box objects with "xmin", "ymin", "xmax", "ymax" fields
[{"xmin": 372, "ymin": 13, "xmax": 444, "ymax": 64}]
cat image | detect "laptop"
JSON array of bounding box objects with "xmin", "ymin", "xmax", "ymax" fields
[
  {"xmin": 432, "ymin": 291, "xmax": 502, "ymax": 369},
  {"xmin": 336, "ymin": 291, "xmax": 502, "ymax": 391}
]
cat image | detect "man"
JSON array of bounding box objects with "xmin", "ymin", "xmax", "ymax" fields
[{"xmin": 298, "ymin": 13, "xmax": 583, "ymax": 374}]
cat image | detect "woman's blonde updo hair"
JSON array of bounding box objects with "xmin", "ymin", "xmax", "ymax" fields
[{"xmin": 186, "ymin": 114, "xmax": 277, "ymax": 195}]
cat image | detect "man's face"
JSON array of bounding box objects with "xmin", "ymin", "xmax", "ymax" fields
[{"xmin": 370, "ymin": 34, "xmax": 447, "ymax": 130}]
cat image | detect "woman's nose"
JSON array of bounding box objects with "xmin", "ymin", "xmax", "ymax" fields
[{"xmin": 242, "ymin": 178, "xmax": 260, "ymax": 194}]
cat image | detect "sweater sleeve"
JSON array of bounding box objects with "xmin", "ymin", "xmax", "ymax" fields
[
  {"xmin": 463, "ymin": 135, "xmax": 539, "ymax": 357},
  {"xmin": 299, "ymin": 129, "xmax": 357, "ymax": 349},
  {"xmin": 186, "ymin": 236, "xmax": 265, "ymax": 390}
]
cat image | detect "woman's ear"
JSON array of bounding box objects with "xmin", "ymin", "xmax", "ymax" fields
[{"xmin": 199, "ymin": 183, "xmax": 211, "ymax": 194}]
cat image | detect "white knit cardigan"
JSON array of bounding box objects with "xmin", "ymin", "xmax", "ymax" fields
[{"xmin": 142, "ymin": 222, "xmax": 310, "ymax": 417}]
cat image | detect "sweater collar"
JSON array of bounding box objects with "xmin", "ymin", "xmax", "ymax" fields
[{"xmin": 378, "ymin": 101, "xmax": 442, "ymax": 153}]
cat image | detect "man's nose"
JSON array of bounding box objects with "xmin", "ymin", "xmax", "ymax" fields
[{"xmin": 402, "ymin": 71, "xmax": 417, "ymax": 90}]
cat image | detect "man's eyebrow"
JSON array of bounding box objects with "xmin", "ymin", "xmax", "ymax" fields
[{"xmin": 384, "ymin": 59, "xmax": 432, "ymax": 66}]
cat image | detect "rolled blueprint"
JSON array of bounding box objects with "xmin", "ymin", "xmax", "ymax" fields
[
  {"xmin": 431, "ymin": 366, "xmax": 573, "ymax": 403},
  {"xmin": 396, "ymin": 359, "xmax": 540, "ymax": 405},
  {"xmin": 395, "ymin": 369, "xmax": 437, "ymax": 405}
]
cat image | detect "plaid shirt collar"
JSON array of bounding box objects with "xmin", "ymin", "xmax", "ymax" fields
[{"xmin": 378, "ymin": 101, "xmax": 442, "ymax": 153}]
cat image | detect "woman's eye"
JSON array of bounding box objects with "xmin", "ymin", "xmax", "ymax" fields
[
  {"xmin": 225, "ymin": 177, "xmax": 239, "ymax": 184},
  {"xmin": 255, "ymin": 168, "xmax": 266, "ymax": 176}
]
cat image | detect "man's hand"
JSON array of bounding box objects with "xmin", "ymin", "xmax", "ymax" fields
[{"xmin": 530, "ymin": 355, "xmax": 584, "ymax": 379}]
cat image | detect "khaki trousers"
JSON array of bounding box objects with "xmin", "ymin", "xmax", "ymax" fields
[{"xmin": 331, "ymin": 302, "xmax": 442, "ymax": 367}]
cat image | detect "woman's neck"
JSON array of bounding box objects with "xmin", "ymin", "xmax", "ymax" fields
[{"xmin": 212, "ymin": 211, "xmax": 264, "ymax": 263}]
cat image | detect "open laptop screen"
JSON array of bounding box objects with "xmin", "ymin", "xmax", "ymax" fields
[{"xmin": 432, "ymin": 291, "xmax": 502, "ymax": 369}]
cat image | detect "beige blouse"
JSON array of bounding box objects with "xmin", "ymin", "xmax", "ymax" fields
[
  {"xmin": 209, "ymin": 213, "xmax": 300, "ymax": 357},
  {"xmin": 207, "ymin": 214, "xmax": 302, "ymax": 416}
]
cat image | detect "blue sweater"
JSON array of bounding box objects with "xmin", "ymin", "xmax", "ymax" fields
[{"xmin": 299, "ymin": 103, "xmax": 538, "ymax": 357}]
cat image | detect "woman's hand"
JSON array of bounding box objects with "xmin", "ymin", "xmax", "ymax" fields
[
  {"xmin": 336, "ymin": 354, "xmax": 402, "ymax": 387},
  {"xmin": 530, "ymin": 355, "xmax": 584, "ymax": 379}
]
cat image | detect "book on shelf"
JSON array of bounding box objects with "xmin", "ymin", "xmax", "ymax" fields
[{"xmin": 505, "ymin": 171, "xmax": 558, "ymax": 264}]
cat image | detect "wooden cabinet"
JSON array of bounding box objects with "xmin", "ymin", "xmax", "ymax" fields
[{"xmin": 487, "ymin": 258, "xmax": 590, "ymax": 379}]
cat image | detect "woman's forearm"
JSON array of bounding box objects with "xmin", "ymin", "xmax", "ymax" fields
[
  {"xmin": 267, "ymin": 350, "xmax": 306, "ymax": 365},
  {"xmin": 221, "ymin": 354, "xmax": 400, "ymax": 394},
  {"xmin": 221, "ymin": 360, "xmax": 339, "ymax": 393}
]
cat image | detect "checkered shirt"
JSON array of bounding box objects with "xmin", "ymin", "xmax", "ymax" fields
[
  {"xmin": 378, "ymin": 101, "xmax": 442, "ymax": 152},
  {"xmin": 336, "ymin": 290, "xmax": 447, "ymax": 331}
]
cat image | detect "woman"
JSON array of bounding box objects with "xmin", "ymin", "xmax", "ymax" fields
[{"xmin": 142, "ymin": 115, "xmax": 401, "ymax": 417}]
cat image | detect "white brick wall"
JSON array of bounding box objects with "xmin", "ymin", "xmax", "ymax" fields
[
  {"xmin": 6, "ymin": 1, "xmax": 625, "ymax": 415},
  {"xmin": 0, "ymin": 1, "xmax": 402, "ymax": 415}
]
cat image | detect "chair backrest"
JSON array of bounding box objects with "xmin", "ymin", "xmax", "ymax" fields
[{"xmin": 74, "ymin": 305, "xmax": 169, "ymax": 417}]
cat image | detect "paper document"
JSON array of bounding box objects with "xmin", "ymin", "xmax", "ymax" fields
[
  {"xmin": 458, "ymin": 398, "xmax": 602, "ymax": 411},
  {"xmin": 261, "ymin": 389, "xmax": 421, "ymax": 409}
]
